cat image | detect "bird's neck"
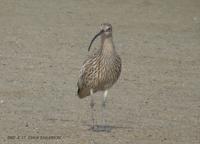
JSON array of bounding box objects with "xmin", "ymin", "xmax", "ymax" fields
[{"xmin": 101, "ymin": 35, "xmax": 115, "ymax": 56}]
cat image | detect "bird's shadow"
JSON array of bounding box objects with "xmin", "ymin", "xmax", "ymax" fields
[
  {"xmin": 89, "ymin": 125, "xmax": 112, "ymax": 133},
  {"xmin": 87, "ymin": 124, "xmax": 134, "ymax": 133}
]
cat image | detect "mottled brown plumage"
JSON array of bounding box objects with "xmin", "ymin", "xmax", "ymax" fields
[{"xmin": 77, "ymin": 23, "xmax": 121, "ymax": 99}]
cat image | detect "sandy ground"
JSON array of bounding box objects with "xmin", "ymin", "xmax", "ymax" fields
[{"xmin": 0, "ymin": 0, "xmax": 200, "ymax": 144}]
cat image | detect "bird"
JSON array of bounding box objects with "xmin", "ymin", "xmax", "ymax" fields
[{"xmin": 77, "ymin": 23, "xmax": 121, "ymax": 131}]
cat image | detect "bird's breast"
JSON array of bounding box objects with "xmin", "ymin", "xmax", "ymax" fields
[{"xmin": 97, "ymin": 54, "xmax": 121, "ymax": 90}]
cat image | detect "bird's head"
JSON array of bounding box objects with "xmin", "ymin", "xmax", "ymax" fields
[{"xmin": 88, "ymin": 23, "xmax": 113, "ymax": 51}]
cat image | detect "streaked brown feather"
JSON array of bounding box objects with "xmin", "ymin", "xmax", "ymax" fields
[{"xmin": 77, "ymin": 49, "xmax": 121, "ymax": 98}]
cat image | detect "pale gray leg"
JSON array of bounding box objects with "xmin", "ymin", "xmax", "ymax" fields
[
  {"xmin": 90, "ymin": 89, "xmax": 95, "ymax": 129},
  {"xmin": 102, "ymin": 90, "xmax": 108, "ymax": 126}
]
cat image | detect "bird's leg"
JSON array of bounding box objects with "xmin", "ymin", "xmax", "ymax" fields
[
  {"xmin": 90, "ymin": 89, "xmax": 95, "ymax": 130},
  {"xmin": 102, "ymin": 90, "xmax": 108, "ymax": 127}
]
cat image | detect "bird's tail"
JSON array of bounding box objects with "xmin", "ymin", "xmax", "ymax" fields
[{"xmin": 77, "ymin": 87, "xmax": 90, "ymax": 99}]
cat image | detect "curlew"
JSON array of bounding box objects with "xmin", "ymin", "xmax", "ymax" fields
[{"xmin": 77, "ymin": 23, "xmax": 121, "ymax": 131}]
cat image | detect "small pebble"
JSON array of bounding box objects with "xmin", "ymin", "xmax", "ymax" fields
[{"xmin": 25, "ymin": 123, "xmax": 29, "ymax": 127}]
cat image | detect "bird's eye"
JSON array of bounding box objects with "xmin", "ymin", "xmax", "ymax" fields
[{"xmin": 106, "ymin": 27, "xmax": 111, "ymax": 32}]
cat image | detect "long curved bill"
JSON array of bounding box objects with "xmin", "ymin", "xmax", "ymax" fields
[{"xmin": 88, "ymin": 30, "xmax": 104, "ymax": 51}]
